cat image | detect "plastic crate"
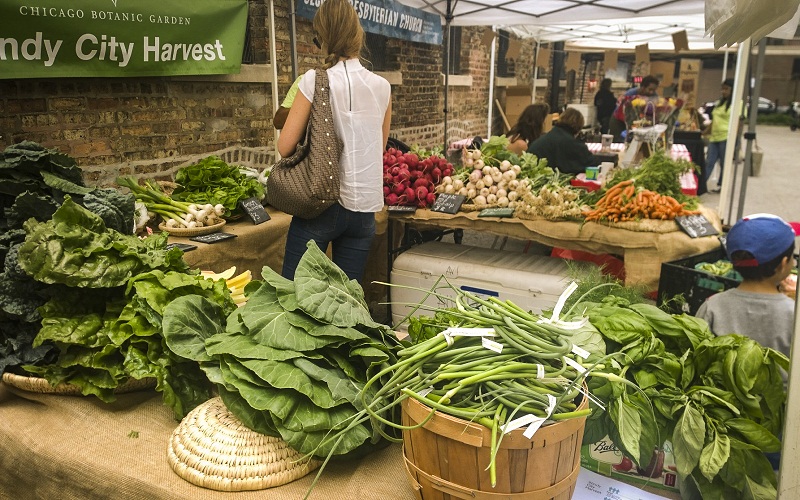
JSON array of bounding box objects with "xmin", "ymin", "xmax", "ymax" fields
[{"xmin": 656, "ymin": 248, "xmax": 740, "ymax": 315}]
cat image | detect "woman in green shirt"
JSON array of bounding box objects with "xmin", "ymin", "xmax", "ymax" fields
[{"xmin": 703, "ymin": 79, "xmax": 734, "ymax": 193}]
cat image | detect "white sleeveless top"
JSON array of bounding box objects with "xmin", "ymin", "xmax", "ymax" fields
[{"xmin": 299, "ymin": 59, "xmax": 391, "ymax": 213}]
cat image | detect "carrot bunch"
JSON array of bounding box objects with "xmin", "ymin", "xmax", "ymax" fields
[{"xmin": 583, "ymin": 180, "xmax": 699, "ymax": 223}]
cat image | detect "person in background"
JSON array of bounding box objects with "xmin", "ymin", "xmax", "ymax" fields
[
  {"xmin": 277, "ymin": 0, "xmax": 392, "ymax": 282},
  {"xmin": 702, "ymin": 78, "xmax": 735, "ymax": 193},
  {"xmin": 594, "ymin": 78, "xmax": 616, "ymax": 134},
  {"xmin": 272, "ymin": 75, "xmax": 303, "ymax": 130},
  {"xmin": 696, "ymin": 214, "xmax": 798, "ymax": 358},
  {"xmin": 527, "ymin": 107, "xmax": 599, "ymax": 174},
  {"xmin": 608, "ymin": 75, "xmax": 660, "ymax": 142},
  {"xmin": 506, "ymin": 103, "xmax": 550, "ymax": 156}
]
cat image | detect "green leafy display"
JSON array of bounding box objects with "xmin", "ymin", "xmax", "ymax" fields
[
  {"xmin": 163, "ymin": 240, "xmax": 401, "ymax": 458},
  {"xmin": 573, "ymin": 292, "xmax": 786, "ymax": 499},
  {"xmin": 14, "ymin": 200, "xmax": 234, "ymax": 417},
  {"xmin": 171, "ymin": 156, "xmax": 265, "ymax": 216}
]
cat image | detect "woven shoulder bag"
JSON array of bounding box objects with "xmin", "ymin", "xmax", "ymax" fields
[{"xmin": 267, "ymin": 69, "xmax": 343, "ymax": 219}]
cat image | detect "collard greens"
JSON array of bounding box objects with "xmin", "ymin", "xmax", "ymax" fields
[{"xmin": 163, "ymin": 241, "xmax": 400, "ymax": 458}]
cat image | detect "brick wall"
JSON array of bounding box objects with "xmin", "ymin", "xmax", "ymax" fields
[{"xmin": 0, "ymin": 1, "xmax": 528, "ymax": 186}]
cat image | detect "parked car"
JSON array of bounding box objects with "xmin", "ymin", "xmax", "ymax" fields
[{"xmin": 701, "ymin": 96, "xmax": 776, "ymax": 115}]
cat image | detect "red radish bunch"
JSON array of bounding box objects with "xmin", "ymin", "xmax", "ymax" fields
[{"xmin": 383, "ymin": 148, "xmax": 454, "ymax": 208}]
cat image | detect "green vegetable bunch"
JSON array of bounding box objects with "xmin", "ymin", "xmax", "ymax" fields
[
  {"xmin": 171, "ymin": 156, "xmax": 265, "ymax": 217},
  {"xmin": 162, "ymin": 241, "xmax": 402, "ymax": 460},
  {"xmin": 0, "ymin": 142, "xmax": 134, "ymax": 378},
  {"xmin": 574, "ymin": 291, "xmax": 787, "ymax": 499},
  {"xmin": 16, "ymin": 199, "xmax": 235, "ymax": 417}
]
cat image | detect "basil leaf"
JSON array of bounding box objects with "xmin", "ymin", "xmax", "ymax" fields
[
  {"xmin": 699, "ymin": 425, "xmax": 730, "ymax": 482},
  {"xmin": 673, "ymin": 402, "xmax": 705, "ymax": 478}
]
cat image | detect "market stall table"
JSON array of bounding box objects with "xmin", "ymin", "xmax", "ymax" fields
[
  {"xmin": 388, "ymin": 206, "xmax": 723, "ymax": 292},
  {"xmin": 0, "ymin": 383, "xmax": 415, "ymax": 500}
]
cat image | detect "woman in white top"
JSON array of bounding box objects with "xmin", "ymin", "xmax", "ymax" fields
[{"xmin": 278, "ymin": 0, "xmax": 392, "ymax": 281}]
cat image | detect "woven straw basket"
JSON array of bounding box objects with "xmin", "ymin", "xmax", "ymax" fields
[
  {"xmin": 158, "ymin": 220, "xmax": 226, "ymax": 237},
  {"xmin": 167, "ymin": 397, "xmax": 320, "ymax": 492},
  {"xmin": 1, "ymin": 372, "xmax": 155, "ymax": 395}
]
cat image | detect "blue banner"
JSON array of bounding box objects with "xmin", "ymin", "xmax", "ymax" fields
[{"xmin": 297, "ymin": 0, "xmax": 442, "ymax": 45}]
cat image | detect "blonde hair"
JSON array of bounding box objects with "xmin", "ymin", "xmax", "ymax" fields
[
  {"xmin": 555, "ymin": 108, "xmax": 585, "ymax": 135},
  {"xmin": 313, "ymin": 0, "xmax": 365, "ymax": 69}
]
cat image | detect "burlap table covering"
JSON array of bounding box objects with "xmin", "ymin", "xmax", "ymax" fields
[
  {"xmin": 0, "ymin": 384, "xmax": 414, "ymax": 499},
  {"xmin": 390, "ymin": 205, "xmax": 723, "ymax": 291}
]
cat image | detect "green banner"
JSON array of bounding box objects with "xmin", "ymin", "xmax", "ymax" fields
[{"xmin": 0, "ymin": 0, "xmax": 248, "ymax": 79}]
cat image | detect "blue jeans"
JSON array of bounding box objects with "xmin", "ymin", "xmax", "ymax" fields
[
  {"xmin": 281, "ymin": 203, "xmax": 376, "ymax": 282},
  {"xmin": 705, "ymin": 140, "xmax": 727, "ymax": 187}
]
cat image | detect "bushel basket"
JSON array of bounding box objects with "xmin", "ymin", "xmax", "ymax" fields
[{"xmin": 401, "ymin": 395, "xmax": 587, "ymax": 500}]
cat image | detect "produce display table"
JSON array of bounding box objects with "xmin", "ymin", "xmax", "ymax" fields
[
  {"xmin": 389, "ymin": 206, "xmax": 723, "ymax": 291},
  {"xmin": 0, "ymin": 384, "xmax": 415, "ymax": 500}
]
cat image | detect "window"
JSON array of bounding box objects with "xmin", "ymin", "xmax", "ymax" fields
[
  {"xmin": 442, "ymin": 26, "xmax": 462, "ymax": 74},
  {"xmin": 792, "ymin": 58, "xmax": 800, "ymax": 80},
  {"xmin": 497, "ymin": 30, "xmax": 514, "ymax": 77},
  {"xmin": 365, "ymin": 32, "xmax": 391, "ymax": 72}
]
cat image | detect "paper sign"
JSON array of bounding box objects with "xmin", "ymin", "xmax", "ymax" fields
[
  {"xmin": 239, "ymin": 197, "xmax": 270, "ymax": 225},
  {"xmin": 507, "ymin": 39, "xmax": 521, "ymax": 60},
  {"xmin": 603, "ymin": 49, "xmax": 618, "ymax": 71},
  {"xmin": 566, "ymin": 51, "xmax": 582, "ymax": 73},
  {"xmin": 635, "ymin": 44, "xmax": 650, "ymax": 65},
  {"xmin": 675, "ymin": 214, "xmax": 719, "ymax": 238},
  {"xmin": 672, "ymin": 30, "xmax": 689, "ymax": 53},
  {"xmin": 189, "ymin": 232, "xmax": 238, "ymax": 244},
  {"xmin": 481, "ymin": 27, "xmax": 495, "ymax": 48},
  {"xmin": 442, "ymin": 327, "xmax": 496, "ymax": 337},
  {"xmin": 431, "ymin": 193, "xmax": 466, "ymax": 214},
  {"xmin": 536, "ymin": 47, "xmax": 551, "ymax": 69}
]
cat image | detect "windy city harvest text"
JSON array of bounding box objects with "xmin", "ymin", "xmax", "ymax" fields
[{"xmin": 0, "ymin": 33, "xmax": 226, "ymax": 67}]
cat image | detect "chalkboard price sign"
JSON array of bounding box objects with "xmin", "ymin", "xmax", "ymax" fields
[
  {"xmin": 387, "ymin": 205, "xmax": 417, "ymax": 213},
  {"xmin": 430, "ymin": 194, "xmax": 466, "ymax": 214},
  {"xmin": 675, "ymin": 214, "xmax": 719, "ymax": 238},
  {"xmin": 478, "ymin": 207, "xmax": 515, "ymax": 218},
  {"xmin": 239, "ymin": 197, "xmax": 270, "ymax": 225},
  {"xmin": 165, "ymin": 242, "xmax": 198, "ymax": 252},
  {"xmin": 189, "ymin": 232, "xmax": 238, "ymax": 244}
]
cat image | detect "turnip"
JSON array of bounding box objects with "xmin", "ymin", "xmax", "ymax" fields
[
  {"xmin": 500, "ymin": 160, "xmax": 511, "ymax": 172},
  {"xmin": 481, "ymin": 165, "xmax": 491, "ymax": 176},
  {"xmin": 469, "ymin": 170, "xmax": 482, "ymax": 184},
  {"xmin": 489, "ymin": 185, "xmax": 498, "ymax": 195},
  {"xmin": 496, "ymin": 188, "xmax": 507, "ymax": 199},
  {"xmin": 474, "ymin": 195, "xmax": 487, "ymax": 205},
  {"xmin": 502, "ymin": 170, "xmax": 516, "ymax": 182},
  {"xmin": 508, "ymin": 191, "xmax": 519, "ymax": 202},
  {"xmin": 442, "ymin": 176, "xmax": 453, "ymax": 185},
  {"xmin": 497, "ymin": 196, "xmax": 509, "ymax": 207},
  {"xmin": 467, "ymin": 188, "xmax": 477, "ymax": 199},
  {"xmin": 475, "ymin": 179, "xmax": 486, "ymax": 190},
  {"xmin": 472, "ymin": 149, "xmax": 482, "ymax": 159},
  {"xmin": 475, "ymin": 159, "xmax": 485, "ymax": 170},
  {"xmin": 444, "ymin": 184, "xmax": 455, "ymax": 194},
  {"xmin": 483, "ymin": 175, "xmax": 494, "ymax": 187},
  {"xmin": 464, "ymin": 158, "xmax": 474, "ymax": 167},
  {"xmin": 464, "ymin": 150, "xmax": 474, "ymax": 160},
  {"xmin": 466, "ymin": 181, "xmax": 476, "ymax": 191},
  {"xmin": 453, "ymin": 179, "xmax": 464, "ymax": 190},
  {"xmin": 480, "ymin": 187, "xmax": 490, "ymax": 197},
  {"xmin": 458, "ymin": 187, "xmax": 468, "ymax": 196},
  {"xmin": 509, "ymin": 179, "xmax": 520, "ymax": 190},
  {"xmin": 491, "ymin": 170, "xmax": 503, "ymax": 184},
  {"xmin": 486, "ymin": 193, "xmax": 498, "ymax": 205},
  {"xmin": 512, "ymin": 164, "xmax": 521, "ymax": 175}
]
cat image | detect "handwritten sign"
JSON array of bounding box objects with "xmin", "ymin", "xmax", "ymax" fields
[
  {"xmin": 238, "ymin": 197, "xmax": 270, "ymax": 225},
  {"xmin": 190, "ymin": 232, "xmax": 238, "ymax": 244},
  {"xmin": 387, "ymin": 205, "xmax": 417, "ymax": 213},
  {"xmin": 478, "ymin": 207, "xmax": 515, "ymax": 218},
  {"xmin": 430, "ymin": 193, "xmax": 465, "ymax": 214},
  {"xmin": 675, "ymin": 214, "xmax": 718, "ymax": 238},
  {"xmin": 165, "ymin": 242, "xmax": 197, "ymax": 252}
]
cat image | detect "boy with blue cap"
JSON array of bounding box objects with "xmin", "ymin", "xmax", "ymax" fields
[{"xmin": 696, "ymin": 214, "xmax": 798, "ymax": 357}]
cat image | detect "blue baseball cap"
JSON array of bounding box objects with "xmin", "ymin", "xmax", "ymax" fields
[{"xmin": 725, "ymin": 214, "xmax": 799, "ymax": 267}]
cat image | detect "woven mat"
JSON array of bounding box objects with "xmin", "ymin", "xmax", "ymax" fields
[
  {"xmin": 2, "ymin": 372, "xmax": 155, "ymax": 395},
  {"xmin": 168, "ymin": 397, "xmax": 320, "ymax": 491}
]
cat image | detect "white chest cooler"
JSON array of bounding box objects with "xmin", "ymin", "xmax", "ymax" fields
[{"xmin": 389, "ymin": 241, "xmax": 573, "ymax": 328}]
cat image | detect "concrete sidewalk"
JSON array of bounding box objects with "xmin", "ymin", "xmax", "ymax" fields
[{"xmin": 700, "ymin": 123, "xmax": 799, "ymax": 225}]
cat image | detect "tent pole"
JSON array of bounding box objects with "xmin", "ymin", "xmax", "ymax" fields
[
  {"xmin": 289, "ymin": 0, "xmax": 298, "ymax": 80},
  {"xmin": 532, "ymin": 40, "xmax": 539, "ymax": 103},
  {"xmin": 736, "ymin": 38, "xmax": 766, "ymax": 221},
  {"xmin": 443, "ymin": 0, "xmax": 453, "ymax": 153},
  {"xmin": 269, "ymin": 0, "xmax": 280, "ymax": 150},
  {"xmin": 487, "ymin": 28, "xmax": 497, "ymax": 139},
  {"xmin": 722, "ymin": 48, "xmax": 729, "ymax": 82},
  {"xmin": 718, "ymin": 38, "xmax": 750, "ymax": 225}
]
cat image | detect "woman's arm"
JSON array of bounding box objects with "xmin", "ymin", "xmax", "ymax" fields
[
  {"xmin": 382, "ymin": 95, "xmax": 393, "ymax": 148},
  {"xmin": 507, "ymin": 138, "xmax": 527, "ymax": 156},
  {"xmin": 277, "ymin": 91, "xmax": 312, "ymax": 157}
]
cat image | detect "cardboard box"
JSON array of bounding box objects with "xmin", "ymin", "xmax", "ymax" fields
[
  {"xmin": 504, "ymin": 85, "xmax": 532, "ymax": 130},
  {"xmin": 581, "ymin": 435, "xmax": 680, "ymax": 494}
]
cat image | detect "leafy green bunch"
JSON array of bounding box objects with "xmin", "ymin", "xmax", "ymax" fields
[
  {"xmin": 574, "ymin": 293, "xmax": 787, "ymax": 499},
  {"xmin": 0, "ymin": 142, "xmax": 135, "ymax": 377},
  {"xmin": 163, "ymin": 241, "xmax": 402, "ymax": 458},
  {"xmin": 172, "ymin": 155, "xmax": 265, "ymax": 216},
  {"xmin": 16, "ymin": 199, "xmax": 234, "ymax": 417}
]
